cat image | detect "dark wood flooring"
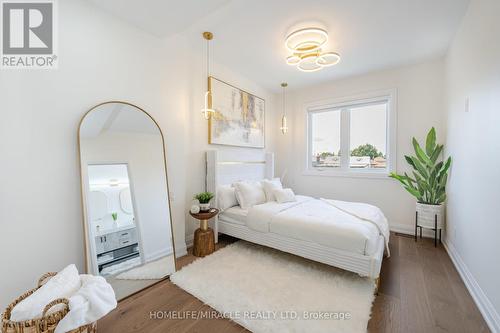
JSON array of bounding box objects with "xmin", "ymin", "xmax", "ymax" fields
[{"xmin": 99, "ymin": 233, "xmax": 489, "ymax": 333}]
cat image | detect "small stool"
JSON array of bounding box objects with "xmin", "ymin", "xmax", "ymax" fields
[{"xmin": 190, "ymin": 208, "xmax": 219, "ymax": 257}]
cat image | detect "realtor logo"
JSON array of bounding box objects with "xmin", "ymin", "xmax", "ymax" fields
[{"xmin": 1, "ymin": 0, "xmax": 57, "ymax": 68}]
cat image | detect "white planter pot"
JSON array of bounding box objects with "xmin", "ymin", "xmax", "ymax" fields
[
  {"xmin": 199, "ymin": 203, "xmax": 210, "ymax": 212},
  {"xmin": 416, "ymin": 203, "xmax": 445, "ymax": 229}
]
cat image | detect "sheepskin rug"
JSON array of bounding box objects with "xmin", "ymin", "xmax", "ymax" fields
[{"xmin": 171, "ymin": 241, "xmax": 375, "ymax": 333}]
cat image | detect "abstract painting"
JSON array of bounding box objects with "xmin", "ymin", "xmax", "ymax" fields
[{"xmin": 209, "ymin": 77, "xmax": 265, "ymax": 148}]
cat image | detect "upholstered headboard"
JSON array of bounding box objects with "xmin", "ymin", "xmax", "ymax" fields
[
  {"xmin": 206, "ymin": 150, "xmax": 274, "ymax": 192},
  {"xmin": 205, "ymin": 150, "xmax": 274, "ymax": 242}
]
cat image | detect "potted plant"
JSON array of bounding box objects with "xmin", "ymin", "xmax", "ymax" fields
[
  {"xmin": 194, "ymin": 192, "xmax": 214, "ymax": 212},
  {"xmin": 389, "ymin": 128, "xmax": 451, "ymax": 230}
]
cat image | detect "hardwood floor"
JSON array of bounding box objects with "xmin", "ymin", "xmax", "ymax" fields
[{"xmin": 99, "ymin": 233, "xmax": 489, "ymax": 333}]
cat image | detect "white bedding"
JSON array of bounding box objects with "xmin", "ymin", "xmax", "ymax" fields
[
  {"xmin": 245, "ymin": 196, "xmax": 388, "ymax": 256},
  {"xmin": 219, "ymin": 206, "xmax": 248, "ymax": 225}
]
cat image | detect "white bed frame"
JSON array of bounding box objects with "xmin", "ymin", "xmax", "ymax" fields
[{"xmin": 206, "ymin": 150, "xmax": 384, "ymax": 279}]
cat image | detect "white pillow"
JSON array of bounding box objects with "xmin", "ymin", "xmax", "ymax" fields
[
  {"xmin": 273, "ymin": 188, "xmax": 297, "ymax": 204},
  {"xmin": 11, "ymin": 264, "xmax": 81, "ymax": 321},
  {"xmin": 233, "ymin": 181, "xmax": 266, "ymax": 209},
  {"xmin": 261, "ymin": 178, "xmax": 283, "ymax": 202},
  {"xmin": 217, "ymin": 185, "xmax": 238, "ymax": 211}
]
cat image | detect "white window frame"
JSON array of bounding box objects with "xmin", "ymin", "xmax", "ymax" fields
[{"xmin": 304, "ymin": 89, "xmax": 397, "ymax": 179}]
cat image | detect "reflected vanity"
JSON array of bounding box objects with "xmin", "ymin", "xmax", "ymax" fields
[{"xmin": 78, "ymin": 101, "xmax": 176, "ymax": 300}]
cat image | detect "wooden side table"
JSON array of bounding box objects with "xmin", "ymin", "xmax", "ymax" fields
[{"xmin": 190, "ymin": 208, "xmax": 219, "ymax": 257}]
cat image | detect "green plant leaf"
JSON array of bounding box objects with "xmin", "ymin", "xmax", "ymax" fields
[
  {"xmin": 390, "ymin": 128, "xmax": 451, "ymax": 205},
  {"xmin": 404, "ymin": 185, "xmax": 423, "ymax": 201},
  {"xmin": 194, "ymin": 191, "xmax": 214, "ymax": 204},
  {"xmin": 411, "ymin": 156, "xmax": 428, "ymax": 179},
  {"xmin": 430, "ymin": 144, "xmax": 443, "ymax": 163},
  {"xmin": 404, "ymin": 155, "xmax": 416, "ymax": 169},
  {"xmin": 425, "ymin": 127, "xmax": 436, "ymax": 156},
  {"xmin": 413, "ymin": 138, "xmax": 432, "ymax": 166}
]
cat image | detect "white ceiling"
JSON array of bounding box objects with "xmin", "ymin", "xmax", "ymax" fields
[
  {"xmin": 88, "ymin": 0, "xmax": 470, "ymax": 92},
  {"xmin": 86, "ymin": 0, "xmax": 232, "ymax": 38}
]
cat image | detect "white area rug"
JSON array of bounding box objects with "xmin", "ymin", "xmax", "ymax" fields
[
  {"xmin": 171, "ymin": 241, "xmax": 375, "ymax": 333},
  {"xmin": 116, "ymin": 255, "xmax": 175, "ymax": 280}
]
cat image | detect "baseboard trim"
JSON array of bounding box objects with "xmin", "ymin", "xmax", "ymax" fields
[
  {"xmin": 443, "ymin": 240, "xmax": 500, "ymax": 333},
  {"xmin": 389, "ymin": 223, "xmax": 498, "ymax": 332}
]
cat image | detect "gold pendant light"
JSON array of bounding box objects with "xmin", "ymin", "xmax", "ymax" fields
[
  {"xmin": 280, "ymin": 82, "xmax": 288, "ymax": 134},
  {"xmin": 201, "ymin": 32, "xmax": 215, "ymax": 120}
]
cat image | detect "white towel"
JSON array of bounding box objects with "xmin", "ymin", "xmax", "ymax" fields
[
  {"xmin": 10, "ymin": 264, "xmax": 81, "ymax": 321},
  {"xmin": 54, "ymin": 274, "xmax": 117, "ymax": 333}
]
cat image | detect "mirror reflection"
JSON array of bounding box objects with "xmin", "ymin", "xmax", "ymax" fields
[{"xmin": 79, "ymin": 102, "xmax": 176, "ymax": 300}]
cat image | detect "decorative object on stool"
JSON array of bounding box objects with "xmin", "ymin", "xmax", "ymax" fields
[
  {"xmin": 190, "ymin": 205, "xmax": 200, "ymax": 214},
  {"xmin": 189, "ymin": 208, "xmax": 219, "ymax": 257},
  {"xmin": 194, "ymin": 192, "xmax": 214, "ymax": 212},
  {"xmin": 389, "ymin": 127, "xmax": 452, "ymax": 247}
]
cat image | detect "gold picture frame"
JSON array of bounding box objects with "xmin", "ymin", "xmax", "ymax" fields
[{"xmin": 208, "ymin": 77, "xmax": 265, "ymax": 148}]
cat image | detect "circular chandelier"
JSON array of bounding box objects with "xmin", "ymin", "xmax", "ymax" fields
[{"xmin": 285, "ymin": 27, "xmax": 340, "ymax": 72}]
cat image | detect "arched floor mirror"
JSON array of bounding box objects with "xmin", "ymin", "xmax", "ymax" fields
[{"xmin": 78, "ymin": 101, "xmax": 176, "ymax": 300}]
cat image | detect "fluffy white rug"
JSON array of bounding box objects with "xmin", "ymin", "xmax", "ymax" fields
[
  {"xmin": 171, "ymin": 241, "xmax": 375, "ymax": 333},
  {"xmin": 116, "ymin": 255, "xmax": 175, "ymax": 280}
]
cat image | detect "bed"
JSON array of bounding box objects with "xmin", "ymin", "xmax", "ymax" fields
[{"xmin": 206, "ymin": 150, "xmax": 387, "ymax": 280}]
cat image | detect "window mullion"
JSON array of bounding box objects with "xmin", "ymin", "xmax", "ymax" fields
[{"xmin": 340, "ymin": 108, "xmax": 350, "ymax": 171}]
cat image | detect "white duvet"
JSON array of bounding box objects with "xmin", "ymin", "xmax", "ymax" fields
[{"xmin": 246, "ymin": 196, "xmax": 390, "ymax": 256}]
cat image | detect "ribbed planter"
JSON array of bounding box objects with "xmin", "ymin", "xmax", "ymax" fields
[
  {"xmin": 416, "ymin": 203, "xmax": 445, "ymax": 229},
  {"xmin": 199, "ymin": 203, "xmax": 211, "ymax": 212}
]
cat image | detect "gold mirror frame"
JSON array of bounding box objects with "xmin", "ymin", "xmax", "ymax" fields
[{"xmin": 77, "ymin": 101, "xmax": 177, "ymax": 294}]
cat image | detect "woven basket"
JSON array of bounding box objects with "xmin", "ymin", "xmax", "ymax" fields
[{"xmin": 1, "ymin": 272, "xmax": 97, "ymax": 333}]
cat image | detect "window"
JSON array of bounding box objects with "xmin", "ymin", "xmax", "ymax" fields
[
  {"xmin": 310, "ymin": 109, "xmax": 341, "ymax": 168},
  {"xmin": 307, "ymin": 91, "xmax": 395, "ymax": 177}
]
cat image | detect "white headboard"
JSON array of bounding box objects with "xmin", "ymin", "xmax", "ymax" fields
[
  {"xmin": 206, "ymin": 149, "xmax": 274, "ymax": 198},
  {"xmin": 206, "ymin": 150, "xmax": 274, "ymax": 242}
]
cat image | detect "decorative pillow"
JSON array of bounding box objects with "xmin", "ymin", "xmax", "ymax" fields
[
  {"xmin": 261, "ymin": 178, "xmax": 283, "ymax": 202},
  {"xmin": 217, "ymin": 185, "xmax": 238, "ymax": 211},
  {"xmin": 273, "ymin": 188, "xmax": 297, "ymax": 204},
  {"xmin": 233, "ymin": 181, "xmax": 266, "ymax": 209}
]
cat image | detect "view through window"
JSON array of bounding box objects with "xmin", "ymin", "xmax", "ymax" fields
[{"xmin": 309, "ymin": 99, "xmax": 389, "ymax": 172}]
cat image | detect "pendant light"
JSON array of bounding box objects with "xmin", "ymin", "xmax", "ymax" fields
[
  {"xmin": 280, "ymin": 82, "xmax": 288, "ymax": 134},
  {"xmin": 201, "ymin": 32, "xmax": 215, "ymax": 120}
]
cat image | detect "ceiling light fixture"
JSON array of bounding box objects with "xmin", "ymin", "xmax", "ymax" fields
[
  {"xmin": 280, "ymin": 82, "xmax": 288, "ymax": 134},
  {"xmin": 201, "ymin": 31, "xmax": 215, "ymax": 120},
  {"xmin": 285, "ymin": 27, "xmax": 340, "ymax": 72}
]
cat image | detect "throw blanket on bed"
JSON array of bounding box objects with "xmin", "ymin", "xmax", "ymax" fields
[
  {"xmin": 321, "ymin": 199, "xmax": 390, "ymax": 257},
  {"xmin": 246, "ymin": 195, "xmax": 390, "ymax": 257}
]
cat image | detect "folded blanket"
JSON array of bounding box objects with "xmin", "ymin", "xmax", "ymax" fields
[
  {"xmin": 10, "ymin": 265, "xmax": 81, "ymax": 321},
  {"xmin": 321, "ymin": 199, "xmax": 391, "ymax": 257},
  {"xmin": 54, "ymin": 274, "xmax": 117, "ymax": 333}
]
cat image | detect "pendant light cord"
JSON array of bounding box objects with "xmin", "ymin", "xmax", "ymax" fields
[
  {"xmin": 282, "ymin": 85, "xmax": 286, "ymax": 116},
  {"xmin": 206, "ymin": 39, "xmax": 210, "ymax": 80}
]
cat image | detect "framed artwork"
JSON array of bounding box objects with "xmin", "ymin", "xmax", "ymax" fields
[{"xmin": 208, "ymin": 77, "xmax": 265, "ymax": 148}]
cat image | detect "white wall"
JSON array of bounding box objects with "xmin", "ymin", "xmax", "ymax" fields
[
  {"xmin": 179, "ymin": 26, "xmax": 278, "ymax": 242},
  {"xmin": 0, "ymin": 0, "xmax": 276, "ymax": 308},
  {"xmin": 0, "ymin": 0, "xmax": 189, "ymax": 308},
  {"xmin": 275, "ymin": 60, "xmax": 445, "ymax": 231},
  {"xmin": 444, "ymin": 0, "xmax": 500, "ymax": 330}
]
